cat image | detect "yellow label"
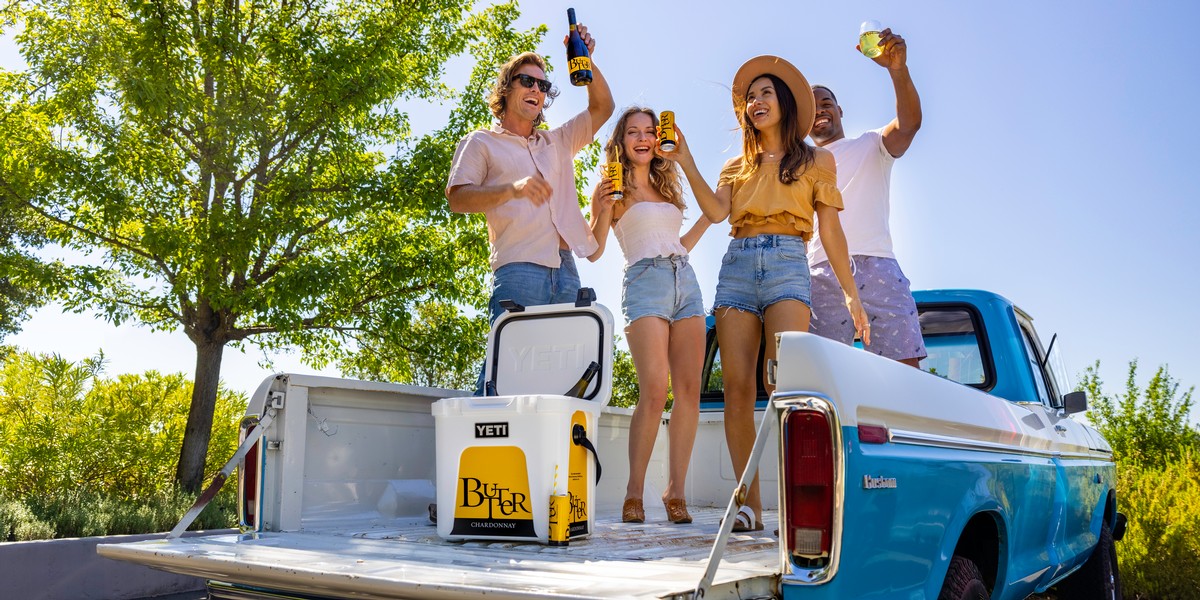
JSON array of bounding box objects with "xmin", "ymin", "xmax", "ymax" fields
[
  {"xmin": 568, "ymin": 411, "xmax": 590, "ymax": 537},
  {"xmin": 568, "ymin": 56, "xmax": 591, "ymax": 73},
  {"xmin": 604, "ymin": 162, "xmax": 623, "ymax": 196},
  {"xmin": 548, "ymin": 494, "xmax": 570, "ymax": 545},
  {"xmin": 452, "ymin": 446, "xmax": 535, "ymax": 537},
  {"xmin": 658, "ymin": 111, "xmax": 676, "ymax": 147}
]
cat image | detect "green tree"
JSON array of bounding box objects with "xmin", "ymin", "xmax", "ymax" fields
[
  {"xmin": 0, "ymin": 349, "xmax": 245, "ymax": 498},
  {"xmin": 0, "ymin": 1, "xmax": 540, "ymax": 491},
  {"xmin": 1081, "ymin": 360, "xmax": 1199, "ymax": 467}
]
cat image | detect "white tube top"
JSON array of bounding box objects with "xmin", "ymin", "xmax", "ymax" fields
[{"xmin": 612, "ymin": 201, "xmax": 688, "ymax": 266}]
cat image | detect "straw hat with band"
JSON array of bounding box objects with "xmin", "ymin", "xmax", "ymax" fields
[{"xmin": 731, "ymin": 55, "xmax": 815, "ymax": 139}]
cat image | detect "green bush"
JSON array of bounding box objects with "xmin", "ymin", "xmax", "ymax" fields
[
  {"xmin": 1115, "ymin": 452, "xmax": 1200, "ymax": 599},
  {"xmin": 1081, "ymin": 360, "xmax": 1199, "ymax": 467},
  {"xmin": 0, "ymin": 349, "xmax": 246, "ymax": 539}
]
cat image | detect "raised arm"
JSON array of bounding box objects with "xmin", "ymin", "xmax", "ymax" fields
[
  {"xmin": 872, "ymin": 28, "xmax": 922, "ymax": 158},
  {"xmin": 568, "ymin": 24, "xmax": 615, "ymax": 137},
  {"xmin": 658, "ymin": 126, "xmax": 730, "ymax": 223}
]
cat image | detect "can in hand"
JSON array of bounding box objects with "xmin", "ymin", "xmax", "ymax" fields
[
  {"xmin": 603, "ymin": 162, "xmax": 624, "ymax": 200},
  {"xmin": 548, "ymin": 493, "xmax": 570, "ymax": 546},
  {"xmin": 657, "ymin": 110, "xmax": 676, "ymax": 152}
]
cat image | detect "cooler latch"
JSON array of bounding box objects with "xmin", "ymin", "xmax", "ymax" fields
[
  {"xmin": 574, "ymin": 287, "xmax": 596, "ymax": 307},
  {"xmin": 571, "ymin": 424, "xmax": 602, "ymax": 483}
]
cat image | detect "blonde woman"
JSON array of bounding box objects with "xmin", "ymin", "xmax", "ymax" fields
[{"xmin": 588, "ymin": 107, "xmax": 711, "ymax": 524}]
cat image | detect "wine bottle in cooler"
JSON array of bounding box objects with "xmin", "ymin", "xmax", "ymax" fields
[
  {"xmin": 563, "ymin": 361, "xmax": 600, "ymax": 398},
  {"xmin": 566, "ymin": 8, "xmax": 592, "ymax": 86}
]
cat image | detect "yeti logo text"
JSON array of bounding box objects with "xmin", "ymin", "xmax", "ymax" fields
[
  {"xmin": 460, "ymin": 478, "xmax": 530, "ymax": 518},
  {"xmin": 475, "ymin": 422, "xmax": 508, "ymax": 438},
  {"xmin": 509, "ymin": 344, "xmax": 582, "ymax": 372}
]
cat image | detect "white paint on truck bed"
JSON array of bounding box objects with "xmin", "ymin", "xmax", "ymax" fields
[{"xmin": 99, "ymin": 508, "xmax": 779, "ymax": 599}]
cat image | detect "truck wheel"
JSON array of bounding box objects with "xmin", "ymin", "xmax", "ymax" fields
[
  {"xmin": 938, "ymin": 555, "xmax": 989, "ymax": 600},
  {"xmin": 1057, "ymin": 523, "xmax": 1122, "ymax": 600}
]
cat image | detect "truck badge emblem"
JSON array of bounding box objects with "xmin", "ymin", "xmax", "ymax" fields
[{"xmin": 863, "ymin": 475, "xmax": 897, "ymax": 490}]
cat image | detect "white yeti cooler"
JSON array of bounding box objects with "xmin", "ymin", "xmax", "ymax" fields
[{"xmin": 433, "ymin": 291, "xmax": 613, "ymax": 543}]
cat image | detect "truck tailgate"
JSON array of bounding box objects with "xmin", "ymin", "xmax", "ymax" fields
[{"xmin": 98, "ymin": 508, "xmax": 779, "ymax": 599}]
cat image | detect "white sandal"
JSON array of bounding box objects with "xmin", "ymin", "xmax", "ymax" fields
[{"xmin": 731, "ymin": 505, "xmax": 764, "ymax": 532}]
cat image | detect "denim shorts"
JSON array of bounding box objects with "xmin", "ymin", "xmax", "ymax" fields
[
  {"xmin": 712, "ymin": 234, "xmax": 811, "ymax": 317},
  {"xmin": 809, "ymin": 256, "xmax": 927, "ymax": 361},
  {"xmin": 621, "ymin": 255, "xmax": 705, "ymax": 325}
]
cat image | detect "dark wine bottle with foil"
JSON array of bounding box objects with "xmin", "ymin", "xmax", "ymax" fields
[
  {"xmin": 564, "ymin": 361, "xmax": 599, "ymax": 398},
  {"xmin": 566, "ymin": 8, "xmax": 592, "ymax": 86}
]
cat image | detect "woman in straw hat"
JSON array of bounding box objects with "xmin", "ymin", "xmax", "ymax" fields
[
  {"xmin": 662, "ymin": 56, "xmax": 868, "ymax": 532},
  {"xmin": 588, "ymin": 107, "xmax": 712, "ymax": 525}
]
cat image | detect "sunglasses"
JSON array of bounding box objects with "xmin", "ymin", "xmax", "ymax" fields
[{"xmin": 513, "ymin": 73, "xmax": 552, "ymax": 93}]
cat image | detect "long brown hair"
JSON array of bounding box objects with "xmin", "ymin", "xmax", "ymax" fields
[
  {"xmin": 603, "ymin": 107, "xmax": 685, "ymax": 210},
  {"xmin": 735, "ymin": 74, "xmax": 814, "ymax": 184},
  {"xmin": 488, "ymin": 52, "xmax": 560, "ymax": 128}
]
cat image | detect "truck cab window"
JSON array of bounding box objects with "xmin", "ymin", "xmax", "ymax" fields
[
  {"xmin": 917, "ymin": 308, "xmax": 990, "ymax": 388},
  {"xmin": 1018, "ymin": 323, "xmax": 1058, "ymax": 407}
]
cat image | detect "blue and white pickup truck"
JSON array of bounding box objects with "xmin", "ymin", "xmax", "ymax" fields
[{"xmin": 99, "ymin": 289, "xmax": 1123, "ymax": 599}]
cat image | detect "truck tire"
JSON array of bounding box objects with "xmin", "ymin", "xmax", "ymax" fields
[
  {"xmin": 938, "ymin": 555, "xmax": 989, "ymax": 600},
  {"xmin": 1057, "ymin": 523, "xmax": 1122, "ymax": 600}
]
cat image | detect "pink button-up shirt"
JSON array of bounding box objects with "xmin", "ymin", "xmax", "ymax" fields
[{"xmin": 446, "ymin": 111, "xmax": 599, "ymax": 271}]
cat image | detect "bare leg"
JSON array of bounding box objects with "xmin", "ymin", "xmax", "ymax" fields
[
  {"xmin": 663, "ymin": 315, "xmax": 704, "ymax": 501},
  {"xmin": 624, "ymin": 317, "xmax": 671, "ymax": 503},
  {"xmin": 899, "ymin": 357, "xmax": 921, "ymax": 368},
  {"xmin": 715, "ymin": 307, "xmax": 764, "ymax": 520}
]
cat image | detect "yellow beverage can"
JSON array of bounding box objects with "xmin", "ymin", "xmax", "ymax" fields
[
  {"xmin": 658, "ymin": 111, "xmax": 676, "ymax": 152},
  {"xmin": 604, "ymin": 162, "xmax": 624, "ymax": 200},
  {"xmin": 548, "ymin": 493, "xmax": 570, "ymax": 546}
]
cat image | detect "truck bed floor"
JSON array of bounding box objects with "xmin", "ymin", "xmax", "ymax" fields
[{"xmin": 99, "ymin": 507, "xmax": 781, "ymax": 600}]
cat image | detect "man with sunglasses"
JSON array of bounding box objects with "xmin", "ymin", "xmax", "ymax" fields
[{"xmin": 446, "ymin": 24, "xmax": 614, "ymax": 394}]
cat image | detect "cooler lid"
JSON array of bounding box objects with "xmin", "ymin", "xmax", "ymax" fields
[{"xmin": 484, "ymin": 291, "xmax": 614, "ymax": 406}]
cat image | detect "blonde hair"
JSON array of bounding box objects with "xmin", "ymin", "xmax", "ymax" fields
[
  {"xmin": 488, "ymin": 52, "xmax": 559, "ymax": 127},
  {"xmin": 603, "ymin": 107, "xmax": 685, "ymax": 210}
]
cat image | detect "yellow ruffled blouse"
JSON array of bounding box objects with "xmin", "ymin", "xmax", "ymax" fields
[{"xmin": 717, "ymin": 157, "xmax": 843, "ymax": 241}]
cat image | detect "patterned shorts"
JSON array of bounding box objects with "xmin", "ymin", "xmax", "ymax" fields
[{"xmin": 809, "ymin": 256, "xmax": 927, "ymax": 361}]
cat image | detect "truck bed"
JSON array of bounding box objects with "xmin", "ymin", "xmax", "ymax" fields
[{"xmin": 99, "ymin": 507, "xmax": 780, "ymax": 600}]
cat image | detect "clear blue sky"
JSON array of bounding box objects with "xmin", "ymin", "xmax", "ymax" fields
[{"xmin": 9, "ymin": 1, "xmax": 1200, "ymax": 412}]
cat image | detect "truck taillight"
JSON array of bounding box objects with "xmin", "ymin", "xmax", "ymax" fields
[
  {"xmin": 237, "ymin": 416, "xmax": 264, "ymax": 531},
  {"xmin": 783, "ymin": 410, "xmax": 834, "ymax": 565}
]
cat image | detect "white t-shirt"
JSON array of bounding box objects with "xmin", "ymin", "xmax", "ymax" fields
[{"xmin": 807, "ymin": 128, "xmax": 896, "ymax": 266}]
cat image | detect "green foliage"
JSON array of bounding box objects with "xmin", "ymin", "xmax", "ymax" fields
[
  {"xmin": 610, "ymin": 345, "xmax": 639, "ymax": 409},
  {"xmin": 0, "ymin": 0, "xmax": 541, "ymax": 488},
  {"xmin": 0, "ymin": 487, "xmax": 235, "ymax": 541},
  {"xmin": 1081, "ymin": 360, "xmax": 1199, "ymax": 467},
  {"xmin": 1112, "ymin": 452, "xmax": 1200, "ymax": 599},
  {"xmin": 0, "ymin": 349, "xmax": 245, "ymax": 497},
  {"xmin": 0, "ymin": 349, "xmax": 243, "ymax": 538}
]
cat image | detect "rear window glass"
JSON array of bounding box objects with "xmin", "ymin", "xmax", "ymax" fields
[{"xmin": 918, "ymin": 308, "xmax": 991, "ymax": 389}]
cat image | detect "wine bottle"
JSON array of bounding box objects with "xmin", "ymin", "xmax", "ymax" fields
[
  {"xmin": 563, "ymin": 361, "xmax": 600, "ymax": 398},
  {"xmin": 566, "ymin": 8, "xmax": 592, "ymax": 86}
]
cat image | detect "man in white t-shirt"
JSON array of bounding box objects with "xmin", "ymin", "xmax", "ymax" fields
[{"xmin": 807, "ymin": 27, "xmax": 925, "ymax": 366}]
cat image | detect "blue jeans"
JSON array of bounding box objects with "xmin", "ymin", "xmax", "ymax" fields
[{"xmin": 476, "ymin": 250, "xmax": 581, "ymax": 394}]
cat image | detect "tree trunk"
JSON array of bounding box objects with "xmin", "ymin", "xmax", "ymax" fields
[{"xmin": 175, "ymin": 339, "xmax": 225, "ymax": 492}]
